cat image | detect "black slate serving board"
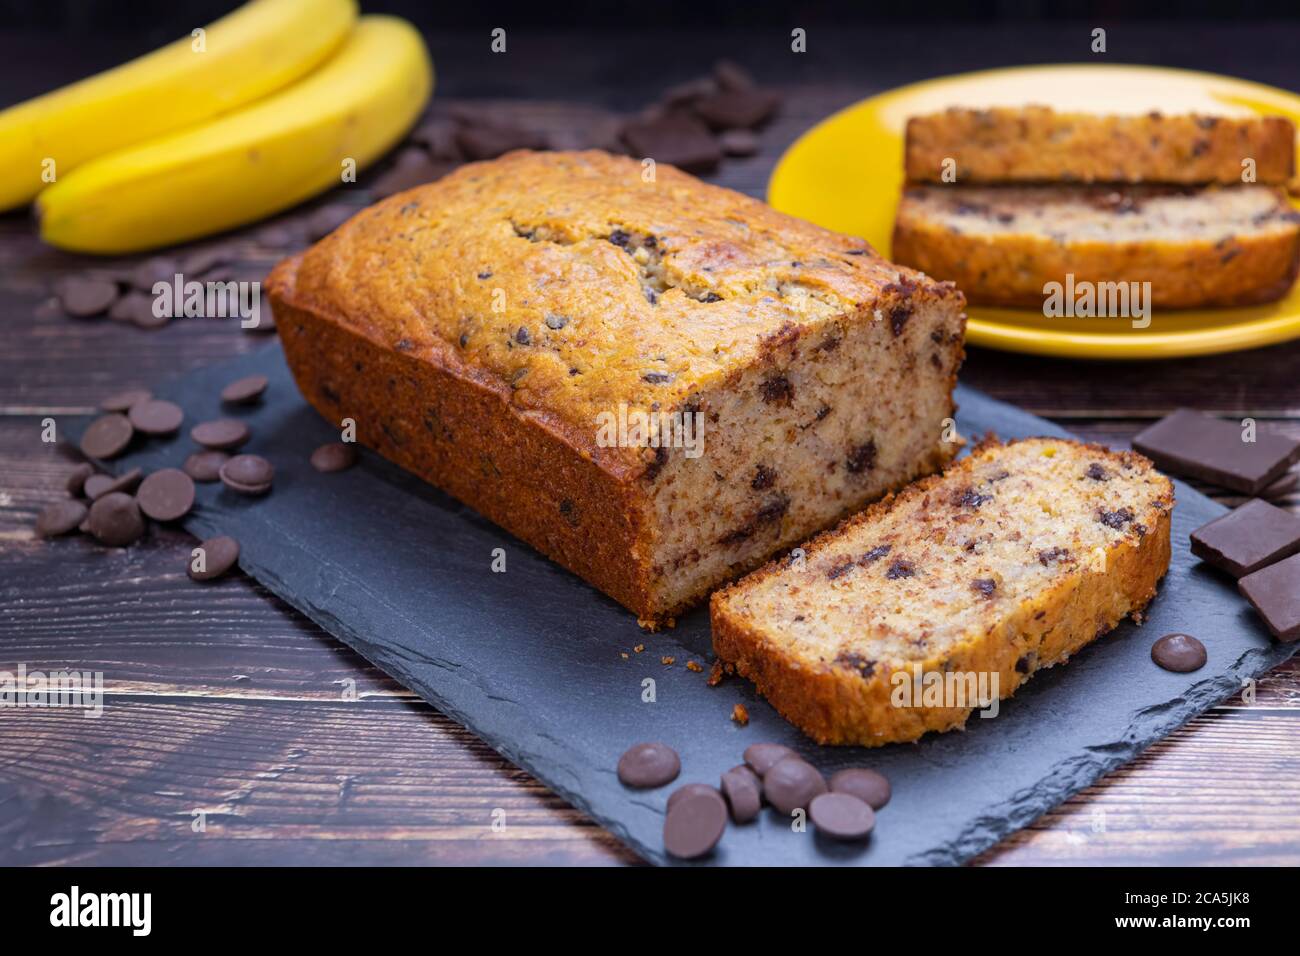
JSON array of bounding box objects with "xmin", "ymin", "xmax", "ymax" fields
[{"xmin": 77, "ymin": 343, "xmax": 1297, "ymax": 866}]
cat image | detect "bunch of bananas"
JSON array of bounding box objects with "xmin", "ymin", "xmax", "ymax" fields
[{"xmin": 0, "ymin": 0, "xmax": 433, "ymax": 253}]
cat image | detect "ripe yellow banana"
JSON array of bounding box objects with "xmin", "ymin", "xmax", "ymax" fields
[
  {"xmin": 38, "ymin": 16, "xmax": 434, "ymax": 254},
  {"xmin": 0, "ymin": 0, "xmax": 358, "ymax": 211}
]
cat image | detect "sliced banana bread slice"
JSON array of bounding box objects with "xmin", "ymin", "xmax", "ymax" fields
[
  {"xmin": 892, "ymin": 183, "xmax": 1300, "ymax": 308},
  {"xmin": 904, "ymin": 107, "xmax": 1295, "ymax": 185},
  {"xmin": 710, "ymin": 438, "xmax": 1174, "ymax": 746}
]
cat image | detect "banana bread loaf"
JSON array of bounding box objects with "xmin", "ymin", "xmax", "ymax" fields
[
  {"xmin": 711, "ymin": 438, "xmax": 1174, "ymax": 745},
  {"xmin": 892, "ymin": 183, "xmax": 1300, "ymax": 308},
  {"xmin": 904, "ymin": 106, "xmax": 1296, "ymax": 185},
  {"xmin": 269, "ymin": 150, "xmax": 967, "ymax": 627}
]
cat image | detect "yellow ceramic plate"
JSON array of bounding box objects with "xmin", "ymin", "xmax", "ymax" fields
[{"xmin": 768, "ymin": 64, "xmax": 1300, "ymax": 359}]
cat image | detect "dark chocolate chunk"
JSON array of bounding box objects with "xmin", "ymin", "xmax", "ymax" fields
[
  {"xmin": 718, "ymin": 128, "xmax": 759, "ymax": 157},
  {"xmin": 99, "ymin": 388, "xmax": 152, "ymax": 413},
  {"xmin": 620, "ymin": 112, "xmax": 722, "ymax": 174},
  {"xmin": 79, "ymin": 413, "xmax": 134, "ymax": 460},
  {"xmin": 190, "ymin": 419, "xmax": 251, "ymax": 451},
  {"xmin": 57, "ymin": 276, "xmax": 119, "ymax": 317},
  {"xmin": 65, "ymin": 463, "xmax": 96, "ymax": 496},
  {"xmin": 829, "ymin": 767, "xmax": 892, "ymax": 809},
  {"xmin": 455, "ymin": 123, "xmax": 548, "ymax": 161},
  {"xmin": 1190, "ymin": 498, "xmax": 1300, "ymax": 578},
  {"xmin": 662, "ymin": 786, "xmax": 727, "ymax": 859},
  {"xmin": 693, "ymin": 88, "xmax": 780, "ymax": 129},
  {"xmin": 305, "ymin": 204, "xmax": 354, "ymax": 241},
  {"xmin": 720, "ymin": 765, "xmax": 762, "ymax": 823},
  {"xmin": 128, "ymin": 399, "xmax": 184, "ymax": 436},
  {"xmin": 35, "ymin": 499, "xmax": 88, "ymax": 537},
  {"xmin": 762, "ymin": 756, "xmax": 826, "ymax": 815},
  {"xmin": 886, "ymin": 559, "xmax": 916, "ymax": 580},
  {"xmin": 751, "ymin": 464, "xmax": 776, "ymax": 490},
  {"xmin": 311, "ymin": 442, "xmax": 358, "ymax": 473},
  {"xmin": 370, "ymin": 157, "xmax": 459, "ymax": 200},
  {"xmin": 183, "ymin": 450, "xmax": 230, "ymax": 483},
  {"xmin": 1086, "ymin": 463, "xmax": 1111, "ymax": 481},
  {"xmin": 189, "ymin": 535, "xmax": 241, "ymax": 582},
  {"xmin": 742, "ymin": 742, "xmax": 796, "ymax": 776},
  {"xmin": 1150, "ymin": 633, "xmax": 1207, "ymax": 672},
  {"xmin": 86, "ymin": 492, "xmax": 145, "ymax": 547},
  {"xmin": 130, "ymin": 256, "xmax": 179, "ymax": 291},
  {"xmin": 809, "ymin": 792, "xmax": 875, "ymax": 840},
  {"xmin": 219, "ymin": 454, "xmax": 274, "ymax": 496},
  {"xmin": 1263, "ymin": 470, "xmax": 1298, "ymax": 499},
  {"xmin": 136, "ymin": 468, "xmax": 196, "ymax": 522},
  {"xmin": 1097, "ymin": 507, "xmax": 1134, "ymax": 530},
  {"xmin": 220, "ymin": 374, "xmax": 269, "ymax": 405},
  {"xmin": 86, "ymin": 467, "xmax": 142, "ymax": 500},
  {"xmin": 860, "ymin": 544, "xmax": 891, "ymax": 564},
  {"xmin": 971, "ymin": 577, "xmax": 998, "ymax": 598},
  {"xmin": 759, "ymin": 374, "xmax": 793, "ymax": 405},
  {"xmin": 1239, "ymin": 553, "xmax": 1300, "ymax": 642},
  {"xmin": 846, "ymin": 441, "xmax": 877, "ymax": 474},
  {"xmin": 712, "ymin": 59, "xmax": 755, "ymax": 92},
  {"xmin": 617, "ymin": 742, "xmax": 681, "ymax": 789},
  {"xmin": 1132, "ymin": 408, "xmax": 1300, "ymax": 495}
]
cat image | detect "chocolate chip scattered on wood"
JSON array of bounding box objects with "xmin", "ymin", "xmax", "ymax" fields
[{"xmin": 189, "ymin": 535, "xmax": 241, "ymax": 582}]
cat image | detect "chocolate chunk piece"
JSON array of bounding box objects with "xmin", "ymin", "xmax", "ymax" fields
[
  {"xmin": 1150, "ymin": 633, "xmax": 1207, "ymax": 672},
  {"xmin": 718, "ymin": 128, "xmax": 759, "ymax": 157},
  {"xmin": 137, "ymin": 468, "xmax": 196, "ymax": 522},
  {"xmin": 1190, "ymin": 498, "xmax": 1300, "ymax": 578},
  {"xmin": 809, "ymin": 792, "xmax": 875, "ymax": 840},
  {"xmin": 720, "ymin": 765, "xmax": 762, "ymax": 823},
  {"xmin": 65, "ymin": 463, "xmax": 95, "ymax": 496},
  {"xmin": 79, "ymin": 413, "xmax": 134, "ymax": 460},
  {"xmin": 662, "ymin": 786, "xmax": 727, "ymax": 859},
  {"xmin": 86, "ymin": 467, "xmax": 142, "ymax": 500},
  {"xmin": 712, "ymin": 59, "xmax": 755, "ymax": 92},
  {"xmin": 1132, "ymin": 408, "xmax": 1300, "ymax": 495},
  {"xmin": 617, "ymin": 742, "xmax": 681, "ymax": 788},
  {"xmin": 130, "ymin": 256, "xmax": 179, "ymax": 291},
  {"xmin": 829, "ymin": 767, "xmax": 892, "ymax": 810},
  {"xmin": 183, "ymin": 450, "xmax": 230, "ymax": 483},
  {"xmin": 189, "ymin": 535, "xmax": 240, "ymax": 581},
  {"xmin": 128, "ymin": 399, "xmax": 184, "ymax": 437},
  {"xmin": 219, "ymin": 454, "xmax": 274, "ymax": 496},
  {"xmin": 311, "ymin": 442, "xmax": 358, "ymax": 473},
  {"xmin": 35, "ymin": 499, "xmax": 88, "ymax": 537},
  {"xmin": 742, "ymin": 742, "xmax": 796, "ymax": 776},
  {"xmin": 1263, "ymin": 470, "xmax": 1298, "ymax": 499},
  {"xmin": 180, "ymin": 246, "xmax": 231, "ymax": 277},
  {"xmin": 57, "ymin": 276, "xmax": 119, "ymax": 317},
  {"xmin": 99, "ymin": 388, "xmax": 152, "ymax": 413},
  {"xmin": 305, "ymin": 204, "xmax": 354, "ymax": 242},
  {"xmin": 1239, "ymin": 552, "xmax": 1300, "ymax": 642},
  {"xmin": 370, "ymin": 157, "xmax": 459, "ymax": 200},
  {"xmin": 763, "ymin": 756, "xmax": 827, "ymax": 815},
  {"xmin": 220, "ymin": 374, "xmax": 269, "ymax": 405},
  {"xmin": 693, "ymin": 89, "xmax": 781, "ymax": 129},
  {"xmin": 86, "ymin": 492, "xmax": 145, "ymax": 546},
  {"xmin": 191, "ymin": 419, "xmax": 251, "ymax": 451},
  {"xmin": 666, "ymin": 783, "xmax": 720, "ymax": 812},
  {"xmin": 455, "ymin": 123, "xmax": 548, "ymax": 161},
  {"xmin": 620, "ymin": 113, "xmax": 722, "ymax": 174}
]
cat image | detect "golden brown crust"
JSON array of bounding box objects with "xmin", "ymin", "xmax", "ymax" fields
[
  {"xmin": 710, "ymin": 439, "xmax": 1175, "ymax": 746},
  {"xmin": 892, "ymin": 185, "xmax": 1300, "ymax": 308},
  {"xmin": 905, "ymin": 107, "xmax": 1296, "ymax": 185}
]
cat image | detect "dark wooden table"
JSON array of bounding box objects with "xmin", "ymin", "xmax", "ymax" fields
[{"xmin": 2, "ymin": 24, "xmax": 1299, "ymax": 866}]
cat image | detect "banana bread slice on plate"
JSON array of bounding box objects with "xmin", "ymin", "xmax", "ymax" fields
[
  {"xmin": 711, "ymin": 438, "xmax": 1174, "ymax": 746},
  {"xmin": 892, "ymin": 183, "xmax": 1300, "ymax": 308},
  {"xmin": 904, "ymin": 106, "xmax": 1295, "ymax": 185},
  {"xmin": 270, "ymin": 150, "xmax": 967, "ymax": 627}
]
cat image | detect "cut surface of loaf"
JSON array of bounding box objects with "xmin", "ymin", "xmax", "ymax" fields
[
  {"xmin": 269, "ymin": 150, "xmax": 967, "ymax": 626},
  {"xmin": 892, "ymin": 183, "xmax": 1300, "ymax": 308},
  {"xmin": 904, "ymin": 106, "xmax": 1296, "ymax": 185},
  {"xmin": 711, "ymin": 438, "xmax": 1174, "ymax": 746}
]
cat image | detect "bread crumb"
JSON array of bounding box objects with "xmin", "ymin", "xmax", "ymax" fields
[
  {"xmin": 731, "ymin": 703, "xmax": 749, "ymax": 725},
  {"xmin": 620, "ymin": 652, "xmax": 629, "ymax": 659},
  {"xmin": 686, "ymin": 660, "xmax": 703, "ymax": 673},
  {"xmin": 661, "ymin": 656, "xmax": 675, "ymax": 666},
  {"xmin": 633, "ymin": 644, "xmax": 645, "ymax": 653},
  {"xmin": 707, "ymin": 660, "xmax": 726, "ymax": 686}
]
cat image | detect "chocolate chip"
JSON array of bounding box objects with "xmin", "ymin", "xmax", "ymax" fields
[
  {"xmin": 86, "ymin": 492, "xmax": 145, "ymax": 546},
  {"xmin": 128, "ymin": 399, "xmax": 183, "ymax": 437},
  {"xmin": 1190, "ymin": 498, "xmax": 1300, "ymax": 578},
  {"xmin": 718, "ymin": 128, "xmax": 759, "ymax": 157},
  {"xmin": 955, "ymin": 487, "xmax": 993, "ymax": 509},
  {"xmin": 189, "ymin": 535, "xmax": 240, "ymax": 582},
  {"xmin": 35, "ymin": 499, "xmax": 88, "ymax": 537},
  {"xmin": 65, "ymin": 463, "xmax": 95, "ymax": 496},
  {"xmin": 829, "ymin": 768, "xmax": 891, "ymax": 809},
  {"xmin": 642, "ymin": 371, "xmax": 673, "ymax": 385},
  {"xmin": 129, "ymin": 296, "xmax": 171, "ymax": 329},
  {"xmin": 720, "ymin": 765, "xmax": 762, "ymax": 823},
  {"xmin": 515, "ymin": 326, "xmax": 531, "ymax": 345},
  {"xmin": 662, "ymin": 786, "xmax": 727, "ymax": 859},
  {"xmin": 191, "ymin": 419, "xmax": 251, "ymax": 451},
  {"xmin": 886, "ymin": 559, "xmax": 915, "ymax": 580},
  {"xmin": 846, "ymin": 441, "xmax": 877, "ymax": 474},
  {"xmin": 667, "ymin": 782, "xmax": 720, "ymax": 812},
  {"xmin": 106, "ymin": 291, "xmax": 144, "ymax": 322},
  {"xmin": 130, "ymin": 256, "xmax": 178, "ymax": 291},
  {"xmin": 1097, "ymin": 507, "xmax": 1134, "ymax": 530},
  {"xmin": 763, "ymin": 757, "xmax": 827, "ymax": 815},
  {"xmin": 99, "ymin": 388, "xmax": 152, "ymax": 413},
  {"xmin": 57, "ymin": 276, "xmax": 119, "ymax": 317},
  {"xmin": 620, "ymin": 112, "xmax": 722, "ymax": 174},
  {"xmin": 889, "ymin": 304, "xmax": 913, "ymax": 336},
  {"xmin": 617, "ymin": 742, "xmax": 681, "ymax": 788},
  {"xmin": 455, "ymin": 123, "xmax": 548, "ymax": 161},
  {"xmin": 1150, "ymin": 633, "xmax": 1208, "ymax": 672},
  {"xmin": 751, "ymin": 464, "xmax": 776, "ymax": 490},
  {"xmin": 759, "ymin": 374, "xmax": 793, "ymax": 405},
  {"xmin": 971, "ymin": 578, "xmax": 997, "ymax": 598},
  {"xmin": 310, "ymin": 442, "xmax": 358, "ymax": 473},
  {"xmin": 809, "ymin": 792, "xmax": 875, "ymax": 840},
  {"xmin": 860, "ymin": 544, "xmax": 891, "ymax": 564},
  {"xmin": 305, "ymin": 204, "xmax": 354, "ymax": 241},
  {"xmin": 1132, "ymin": 408, "xmax": 1300, "ymax": 495},
  {"xmin": 712, "ymin": 59, "xmax": 755, "ymax": 92},
  {"xmin": 1038, "ymin": 547, "xmax": 1071, "ymax": 566},
  {"xmin": 742, "ymin": 742, "xmax": 796, "ymax": 776},
  {"xmin": 1086, "ymin": 463, "xmax": 1111, "ymax": 481},
  {"xmin": 180, "ymin": 246, "xmax": 231, "ymax": 277},
  {"xmin": 220, "ymin": 374, "xmax": 268, "ymax": 405},
  {"xmin": 219, "ymin": 454, "xmax": 274, "ymax": 496},
  {"xmin": 183, "ymin": 450, "xmax": 230, "ymax": 483},
  {"xmin": 544, "ymin": 314, "xmax": 569, "ymax": 330},
  {"xmin": 1238, "ymin": 553, "xmax": 1300, "ymax": 642},
  {"xmin": 79, "ymin": 413, "xmax": 134, "ymax": 460},
  {"xmin": 86, "ymin": 467, "xmax": 142, "ymax": 500},
  {"xmin": 136, "ymin": 468, "xmax": 195, "ymax": 522},
  {"xmin": 693, "ymin": 89, "xmax": 780, "ymax": 129}
]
